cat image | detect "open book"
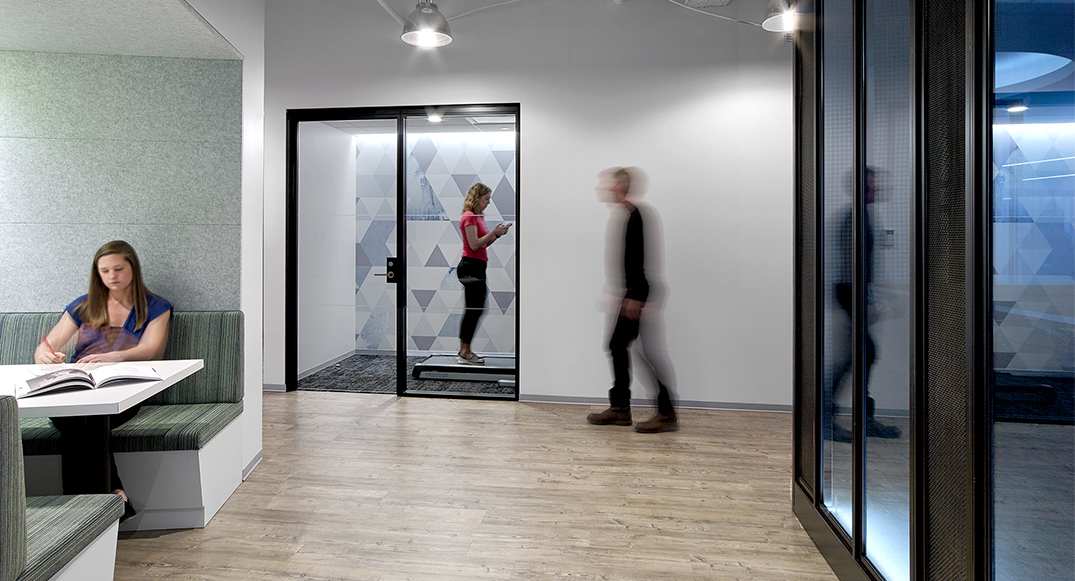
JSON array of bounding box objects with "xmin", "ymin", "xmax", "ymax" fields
[{"xmin": 16, "ymin": 364, "xmax": 161, "ymax": 399}]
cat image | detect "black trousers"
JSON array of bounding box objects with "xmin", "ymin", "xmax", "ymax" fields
[
  {"xmin": 829, "ymin": 287, "xmax": 879, "ymax": 419},
  {"xmin": 457, "ymin": 257, "xmax": 488, "ymax": 344},
  {"xmin": 50, "ymin": 405, "xmax": 140, "ymax": 494},
  {"xmin": 607, "ymin": 315, "xmax": 676, "ymax": 415}
]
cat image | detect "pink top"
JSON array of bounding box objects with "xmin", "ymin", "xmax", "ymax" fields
[{"xmin": 460, "ymin": 210, "xmax": 489, "ymax": 262}]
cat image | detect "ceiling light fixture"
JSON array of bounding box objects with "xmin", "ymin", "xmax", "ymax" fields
[
  {"xmin": 761, "ymin": 0, "xmax": 795, "ymax": 32},
  {"xmin": 401, "ymin": 1, "xmax": 452, "ymax": 48}
]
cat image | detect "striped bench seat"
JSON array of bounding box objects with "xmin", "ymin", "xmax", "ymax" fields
[
  {"xmin": 1, "ymin": 311, "xmax": 245, "ymax": 532},
  {"xmin": 3, "ymin": 395, "xmax": 124, "ymax": 581},
  {"xmin": 19, "ymin": 402, "xmax": 242, "ymax": 454}
]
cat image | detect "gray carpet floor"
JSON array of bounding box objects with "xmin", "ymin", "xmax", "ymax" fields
[{"xmin": 298, "ymin": 354, "xmax": 514, "ymax": 396}]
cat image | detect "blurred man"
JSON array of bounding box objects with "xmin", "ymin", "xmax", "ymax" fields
[
  {"xmin": 827, "ymin": 167, "xmax": 902, "ymax": 442},
  {"xmin": 587, "ymin": 167, "xmax": 678, "ymax": 433}
]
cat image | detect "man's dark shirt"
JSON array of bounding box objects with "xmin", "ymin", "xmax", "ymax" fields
[{"xmin": 623, "ymin": 206, "xmax": 649, "ymax": 303}]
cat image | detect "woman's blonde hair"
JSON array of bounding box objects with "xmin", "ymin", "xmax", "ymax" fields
[
  {"xmin": 461, "ymin": 183, "xmax": 492, "ymax": 214},
  {"xmin": 77, "ymin": 240, "xmax": 151, "ymax": 331}
]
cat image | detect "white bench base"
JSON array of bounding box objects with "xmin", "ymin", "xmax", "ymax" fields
[
  {"xmin": 47, "ymin": 518, "xmax": 120, "ymax": 581},
  {"xmin": 23, "ymin": 415, "xmax": 242, "ymax": 532}
]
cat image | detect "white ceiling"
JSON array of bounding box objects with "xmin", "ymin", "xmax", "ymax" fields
[{"xmin": 0, "ymin": 0, "xmax": 239, "ymax": 59}]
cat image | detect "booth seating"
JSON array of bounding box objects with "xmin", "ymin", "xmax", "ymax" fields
[
  {"xmin": 2, "ymin": 395, "xmax": 125, "ymax": 581},
  {"xmin": 0, "ymin": 311, "xmax": 244, "ymax": 532}
]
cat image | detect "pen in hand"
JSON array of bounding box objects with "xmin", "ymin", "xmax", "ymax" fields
[{"xmin": 41, "ymin": 335, "xmax": 63, "ymax": 362}]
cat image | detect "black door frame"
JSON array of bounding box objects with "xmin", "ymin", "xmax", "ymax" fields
[{"xmin": 285, "ymin": 104, "xmax": 521, "ymax": 399}]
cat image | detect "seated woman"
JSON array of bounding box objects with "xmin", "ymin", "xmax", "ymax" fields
[{"xmin": 34, "ymin": 240, "xmax": 172, "ymax": 521}]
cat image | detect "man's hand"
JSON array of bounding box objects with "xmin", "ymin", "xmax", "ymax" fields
[{"xmin": 622, "ymin": 298, "xmax": 643, "ymax": 321}]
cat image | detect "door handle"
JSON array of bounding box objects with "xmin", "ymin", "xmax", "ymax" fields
[{"xmin": 376, "ymin": 257, "xmax": 399, "ymax": 283}]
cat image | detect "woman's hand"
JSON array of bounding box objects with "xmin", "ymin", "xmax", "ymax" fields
[
  {"xmin": 78, "ymin": 351, "xmax": 124, "ymax": 363},
  {"xmin": 35, "ymin": 313, "xmax": 78, "ymax": 365},
  {"xmin": 34, "ymin": 348, "xmax": 66, "ymax": 365}
]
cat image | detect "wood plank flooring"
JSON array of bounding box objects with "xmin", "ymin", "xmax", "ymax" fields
[{"xmin": 115, "ymin": 392, "xmax": 838, "ymax": 580}]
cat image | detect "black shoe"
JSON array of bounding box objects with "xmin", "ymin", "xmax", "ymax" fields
[
  {"xmin": 829, "ymin": 424, "xmax": 853, "ymax": 443},
  {"xmin": 120, "ymin": 499, "xmax": 137, "ymax": 524},
  {"xmin": 866, "ymin": 418, "xmax": 901, "ymax": 439}
]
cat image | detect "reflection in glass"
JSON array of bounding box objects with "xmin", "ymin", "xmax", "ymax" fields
[
  {"xmin": 992, "ymin": 1, "xmax": 1075, "ymax": 578},
  {"xmin": 821, "ymin": 0, "xmax": 855, "ymax": 534},
  {"xmin": 862, "ymin": 1, "xmax": 913, "ymax": 577}
]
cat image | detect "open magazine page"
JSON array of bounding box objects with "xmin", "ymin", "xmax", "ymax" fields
[{"xmin": 16, "ymin": 364, "xmax": 161, "ymax": 399}]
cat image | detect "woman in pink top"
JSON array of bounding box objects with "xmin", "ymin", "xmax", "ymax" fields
[{"xmin": 457, "ymin": 183, "xmax": 511, "ymax": 365}]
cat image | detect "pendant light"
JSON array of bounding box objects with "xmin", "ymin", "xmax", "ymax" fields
[{"xmin": 401, "ymin": 1, "xmax": 452, "ymax": 47}]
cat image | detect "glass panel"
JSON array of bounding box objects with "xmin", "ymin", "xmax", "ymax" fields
[
  {"xmin": 862, "ymin": 0, "xmax": 912, "ymax": 578},
  {"xmin": 403, "ymin": 113, "xmax": 517, "ymax": 396},
  {"xmin": 992, "ymin": 0, "xmax": 1075, "ymax": 578},
  {"xmin": 821, "ymin": 0, "xmax": 856, "ymax": 535},
  {"xmin": 297, "ymin": 119, "xmax": 398, "ymax": 392}
]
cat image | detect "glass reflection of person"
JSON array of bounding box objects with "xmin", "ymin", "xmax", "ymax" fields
[
  {"xmin": 587, "ymin": 167, "xmax": 678, "ymax": 433},
  {"xmin": 828, "ymin": 169, "xmax": 901, "ymax": 443},
  {"xmin": 456, "ymin": 183, "xmax": 511, "ymax": 365},
  {"xmin": 34, "ymin": 240, "xmax": 172, "ymax": 521}
]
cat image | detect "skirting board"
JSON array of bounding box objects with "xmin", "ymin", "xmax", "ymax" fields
[
  {"xmin": 519, "ymin": 394, "xmax": 793, "ymax": 413},
  {"xmin": 49, "ymin": 517, "xmax": 120, "ymax": 581}
]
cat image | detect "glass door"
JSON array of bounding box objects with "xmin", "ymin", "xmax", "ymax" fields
[
  {"xmin": 401, "ymin": 110, "xmax": 518, "ymax": 398},
  {"xmin": 295, "ymin": 116, "xmax": 400, "ymax": 394},
  {"xmin": 289, "ymin": 106, "xmax": 519, "ymax": 399}
]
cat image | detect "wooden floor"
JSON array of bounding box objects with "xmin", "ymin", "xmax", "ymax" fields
[{"xmin": 115, "ymin": 392, "xmax": 838, "ymax": 580}]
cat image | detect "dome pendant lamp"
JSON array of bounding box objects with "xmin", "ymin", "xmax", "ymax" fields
[{"xmin": 401, "ymin": 1, "xmax": 453, "ymax": 47}]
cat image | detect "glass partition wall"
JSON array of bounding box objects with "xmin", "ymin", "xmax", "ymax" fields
[
  {"xmin": 794, "ymin": 0, "xmax": 1073, "ymax": 580},
  {"xmin": 287, "ymin": 105, "xmax": 520, "ymax": 399},
  {"xmin": 991, "ymin": 1, "xmax": 1074, "ymax": 578}
]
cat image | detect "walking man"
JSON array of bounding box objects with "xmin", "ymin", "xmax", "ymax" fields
[{"xmin": 587, "ymin": 167, "xmax": 678, "ymax": 433}]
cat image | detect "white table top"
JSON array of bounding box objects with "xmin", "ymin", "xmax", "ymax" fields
[{"xmin": 0, "ymin": 359, "xmax": 203, "ymax": 418}]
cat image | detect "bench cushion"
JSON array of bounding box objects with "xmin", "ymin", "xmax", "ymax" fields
[
  {"xmin": 1, "ymin": 396, "xmax": 27, "ymax": 581},
  {"xmin": 151, "ymin": 311, "xmax": 244, "ymax": 405},
  {"xmin": 16, "ymin": 419, "xmax": 58, "ymax": 457},
  {"xmin": 20, "ymin": 402, "xmax": 243, "ymax": 455},
  {"xmin": 0, "ymin": 313, "xmax": 61, "ymax": 366},
  {"xmin": 22, "ymin": 495, "xmax": 123, "ymax": 581},
  {"xmin": 112, "ymin": 403, "xmax": 244, "ymax": 453}
]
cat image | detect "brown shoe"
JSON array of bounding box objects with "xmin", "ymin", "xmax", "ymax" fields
[
  {"xmin": 586, "ymin": 407, "xmax": 632, "ymax": 426},
  {"xmin": 634, "ymin": 412, "xmax": 678, "ymax": 433}
]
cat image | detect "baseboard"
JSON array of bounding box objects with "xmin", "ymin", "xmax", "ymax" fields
[
  {"xmin": 263, "ymin": 383, "xmax": 287, "ymax": 392},
  {"xmin": 243, "ymin": 449, "xmax": 263, "ymax": 480},
  {"xmin": 519, "ymin": 394, "xmax": 792, "ymax": 413}
]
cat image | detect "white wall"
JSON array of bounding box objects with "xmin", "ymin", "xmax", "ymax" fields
[
  {"xmin": 186, "ymin": 0, "xmax": 265, "ymax": 474},
  {"xmin": 264, "ymin": 0, "xmax": 794, "ymax": 408},
  {"xmin": 297, "ymin": 123, "xmax": 357, "ymax": 375}
]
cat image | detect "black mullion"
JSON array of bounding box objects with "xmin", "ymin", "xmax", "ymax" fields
[
  {"xmin": 513, "ymin": 108, "xmax": 521, "ymax": 402},
  {"xmin": 396, "ymin": 112, "xmax": 407, "ymax": 397},
  {"xmin": 812, "ymin": 0, "xmax": 828, "ymax": 506},
  {"xmin": 912, "ymin": 0, "xmax": 927, "ymax": 579},
  {"xmin": 972, "ymin": 0, "xmax": 994, "ymax": 577},
  {"xmin": 851, "ymin": 0, "xmax": 867, "ymax": 562},
  {"xmin": 285, "ymin": 112, "xmax": 298, "ymax": 391}
]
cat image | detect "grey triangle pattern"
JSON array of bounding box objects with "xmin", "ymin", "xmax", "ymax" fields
[
  {"xmin": 347, "ymin": 130, "xmax": 518, "ymax": 356},
  {"xmin": 426, "ymin": 245, "xmax": 450, "ymax": 267}
]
